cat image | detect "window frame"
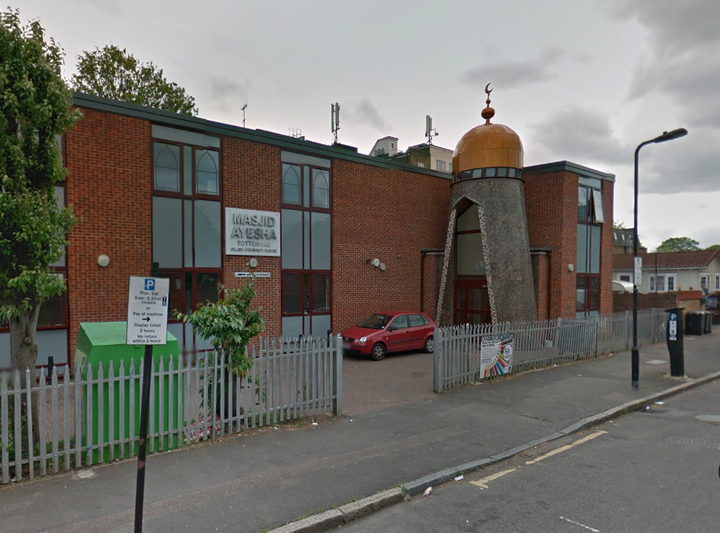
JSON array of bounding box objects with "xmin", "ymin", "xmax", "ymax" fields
[
  {"xmin": 280, "ymin": 155, "xmax": 333, "ymax": 333},
  {"xmin": 152, "ymin": 139, "xmax": 222, "ymax": 200},
  {"xmin": 649, "ymin": 274, "xmax": 677, "ymax": 292},
  {"xmin": 151, "ymin": 134, "xmax": 223, "ymax": 324},
  {"xmin": 700, "ymin": 274, "xmax": 710, "ymax": 292},
  {"xmin": 576, "ymin": 180, "xmax": 604, "ymax": 315}
]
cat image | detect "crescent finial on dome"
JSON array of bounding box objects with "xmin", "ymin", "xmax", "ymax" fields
[{"xmin": 481, "ymin": 83, "xmax": 495, "ymax": 124}]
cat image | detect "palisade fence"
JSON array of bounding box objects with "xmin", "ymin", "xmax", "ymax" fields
[
  {"xmin": 434, "ymin": 309, "xmax": 666, "ymax": 392},
  {"xmin": 0, "ymin": 336, "xmax": 341, "ymax": 485}
]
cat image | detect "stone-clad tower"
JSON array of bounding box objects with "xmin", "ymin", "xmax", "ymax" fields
[{"xmin": 436, "ymin": 86, "xmax": 537, "ymax": 325}]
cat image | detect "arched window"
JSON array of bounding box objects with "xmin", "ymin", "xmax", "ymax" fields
[
  {"xmin": 282, "ymin": 164, "xmax": 301, "ymax": 205},
  {"xmin": 312, "ymin": 169, "xmax": 329, "ymax": 208},
  {"xmin": 154, "ymin": 143, "xmax": 180, "ymax": 191},
  {"xmin": 196, "ymin": 149, "xmax": 219, "ymax": 195}
]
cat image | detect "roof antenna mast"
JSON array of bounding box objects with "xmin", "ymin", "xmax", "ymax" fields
[
  {"xmin": 425, "ymin": 115, "xmax": 438, "ymax": 144},
  {"xmin": 331, "ymin": 102, "xmax": 340, "ymax": 144},
  {"xmin": 242, "ymin": 102, "xmax": 248, "ymax": 128}
]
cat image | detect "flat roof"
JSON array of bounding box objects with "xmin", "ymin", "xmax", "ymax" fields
[
  {"xmin": 72, "ymin": 93, "xmax": 451, "ymax": 180},
  {"xmin": 523, "ymin": 160, "xmax": 616, "ymax": 182}
]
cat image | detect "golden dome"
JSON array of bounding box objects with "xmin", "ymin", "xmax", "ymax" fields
[{"xmin": 453, "ymin": 85, "xmax": 524, "ymax": 172}]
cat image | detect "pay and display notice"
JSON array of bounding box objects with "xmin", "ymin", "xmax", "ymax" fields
[{"xmin": 126, "ymin": 277, "xmax": 170, "ymax": 345}]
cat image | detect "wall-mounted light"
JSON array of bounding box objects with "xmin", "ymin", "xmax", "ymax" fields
[
  {"xmin": 379, "ymin": 263, "xmax": 386, "ymax": 271},
  {"xmin": 97, "ymin": 254, "xmax": 110, "ymax": 268},
  {"xmin": 567, "ymin": 264, "xmax": 575, "ymax": 272},
  {"xmin": 249, "ymin": 257, "xmax": 258, "ymax": 268},
  {"xmin": 371, "ymin": 258, "xmax": 380, "ymax": 267}
]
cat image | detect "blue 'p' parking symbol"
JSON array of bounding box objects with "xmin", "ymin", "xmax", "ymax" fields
[{"xmin": 144, "ymin": 279, "xmax": 155, "ymax": 291}]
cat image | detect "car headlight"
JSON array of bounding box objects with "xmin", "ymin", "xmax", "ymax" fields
[{"xmin": 359, "ymin": 336, "xmax": 367, "ymax": 344}]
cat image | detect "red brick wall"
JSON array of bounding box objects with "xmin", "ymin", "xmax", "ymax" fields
[
  {"xmin": 600, "ymin": 180, "xmax": 614, "ymax": 315},
  {"xmin": 525, "ymin": 171, "xmax": 578, "ymax": 318},
  {"xmin": 531, "ymin": 253, "xmax": 551, "ymax": 320},
  {"xmin": 221, "ymin": 137, "xmax": 282, "ymax": 337},
  {"xmin": 65, "ymin": 109, "xmax": 152, "ymax": 362},
  {"xmin": 332, "ymin": 160, "xmax": 451, "ymax": 331},
  {"xmin": 525, "ymin": 170, "xmax": 615, "ymax": 319}
]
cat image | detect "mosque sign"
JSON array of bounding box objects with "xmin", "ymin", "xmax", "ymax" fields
[{"xmin": 225, "ymin": 208, "xmax": 280, "ymax": 256}]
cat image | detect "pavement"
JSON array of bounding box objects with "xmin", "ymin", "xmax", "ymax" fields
[{"xmin": 1, "ymin": 330, "xmax": 719, "ymax": 533}]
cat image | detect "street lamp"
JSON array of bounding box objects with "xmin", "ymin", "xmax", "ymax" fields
[{"xmin": 632, "ymin": 128, "xmax": 688, "ymax": 389}]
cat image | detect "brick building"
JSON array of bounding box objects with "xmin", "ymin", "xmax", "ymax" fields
[{"xmin": 0, "ymin": 93, "xmax": 615, "ymax": 368}]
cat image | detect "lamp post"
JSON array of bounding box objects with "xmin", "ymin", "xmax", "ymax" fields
[{"xmin": 632, "ymin": 128, "xmax": 688, "ymax": 389}]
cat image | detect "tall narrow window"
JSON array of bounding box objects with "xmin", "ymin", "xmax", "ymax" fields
[
  {"xmin": 577, "ymin": 178, "xmax": 604, "ymax": 316},
  {"xmin": 152, "ymin": 132, "xmax": 222, "ymax": 350},
  {"xmin": 280, "ymin": 155, "xmax": 331, "ymax": 337}
]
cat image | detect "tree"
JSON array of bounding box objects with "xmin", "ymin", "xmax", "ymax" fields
[
  {"xmin": 705, "ymin": 244, "xmax": 720, "ymax": 251},
  {"xmin": 175, "ymin": 277, "xmax": 265, "ymax": 416},
  {"xmin": 71, "ymin": 45, "xmax": 198, "ymax": 115},
  {"xmin": 655, "ymin": 237, "xmax": 701, "ymax": 253},
  {"xmin": 0, "ymin": 9, "xmax": 82, "ymax": 449}
]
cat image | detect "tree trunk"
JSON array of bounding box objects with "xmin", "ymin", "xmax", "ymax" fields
[{"xmin": 9, "ymin": 305, "xmax": 42, "ymax": 459}]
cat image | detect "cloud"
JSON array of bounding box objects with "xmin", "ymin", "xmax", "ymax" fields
[
  {"xmin": 641, "ymin": 127, "xmax": 720, "ymax": 193},
  {"xmin": 208, "ymin": 77, "xmax": 251, "ymax": 110},
  {"xmin": 603, "ymin": 0, "xmax": 718, "ymax": 53},
  {"xmin": 460, "ymin": 47, "xmax": 567, "ymax": 90},
  {"xmin": 603, "ymin": 0, "xmax": 720, "ymax": 129},
  {"xmin": 349, "ymin": 99, "xmax": 388, "ymax": 131},
  {"xmin": 529, "ymin": 106, "xmax": 627, "ymax": 164},
  {"xmin": 596, "ymin": 1, "xmax": 720, "ymax": 194},
  {"xmin": 69, "ymin": 0, "xmax": 121, "ymax": 14}
]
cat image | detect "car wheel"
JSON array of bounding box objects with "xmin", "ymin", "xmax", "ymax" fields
[
  {"xmin": 370, "ymin": 343, "xmax": 387, "ymax": 361},
  {"xmin": 423, "ymin": 336, "xmax": 434, "ymax": 353}
]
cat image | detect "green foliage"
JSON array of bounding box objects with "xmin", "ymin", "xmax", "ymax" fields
[
  {"xmin": 72, "ymin": 45, "xmax": 198, "ymax": 115},
  {"xmin": 705, "ymin": 244, "xmax": 720, "ymax": 251},
  {"xmin": 655, "ymin": 237, "xmax": 701, "ymax": 253},
  {"xmin": 0, "ymin": 8, "xmax": 81, "ymax": 322},
  {"xmin": 175, "ymin": 277, "xmax": 265, "ymax": 378}
]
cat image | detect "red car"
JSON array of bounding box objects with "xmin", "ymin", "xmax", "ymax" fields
[{"xmin": 340, "ymin": 312, "xmax": 436, "ymax": 361}]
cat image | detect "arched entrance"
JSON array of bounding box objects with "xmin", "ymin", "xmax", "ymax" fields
[{"xmin": 454, "ymin": 203, "xmax": 491, "ymax": 325}]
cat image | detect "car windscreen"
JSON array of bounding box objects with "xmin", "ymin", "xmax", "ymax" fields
[{"xmin": 357, "ymin": 314, "xmax": 392, "ymax": 329}]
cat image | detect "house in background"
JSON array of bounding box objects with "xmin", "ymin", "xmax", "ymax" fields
[
  {"xmin": 392, "ymin": 143, "xmax": 454, "ymax": 173},
  {"xmin": 369, "ymin": 136, "xmax": 398, "ymax": 158},
  {"xmin": 613, "ymin": 249, "xmax": 720, "ymax": 294},
  {"xmin": 370, "ymin": 136, "xmax": 454, "ymax": 173}
]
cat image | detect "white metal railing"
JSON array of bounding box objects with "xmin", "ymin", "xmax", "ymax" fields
[
  {"xmin": 0, "ymin": 336, "xmax": 341, "ymax": 484},
  {"xmin": 434, "ymin": 309, "xmax": 666, "ymax": 392}
]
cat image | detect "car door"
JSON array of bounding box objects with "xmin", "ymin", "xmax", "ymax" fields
[
  {"xmin": 407, "ymin": 314, "xmax": 430, "ymax": 351},
  {"xmin": 383, "ymin": 314, "xmax": 411, "ymax": 353}
]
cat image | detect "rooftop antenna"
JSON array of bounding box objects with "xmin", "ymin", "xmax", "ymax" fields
[
  {"xmin": 425, "ymin": 115, "xmax": 438, "ymax": 144},
  {"xmin": 331, "ymin": 102, "xmax": 340, "ymax": 144},
  {"xmin": 241, "ymin": 102, "xmax": 248, "ymax": 128}
]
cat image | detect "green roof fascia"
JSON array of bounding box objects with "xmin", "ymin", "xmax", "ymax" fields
[
  {"xmin": 71, "ymin": 93, "xmax": 451, "ymax": 180},
  {"xmin": 523, "ymin": 160, "xmax": 616, "ymax": 182}
]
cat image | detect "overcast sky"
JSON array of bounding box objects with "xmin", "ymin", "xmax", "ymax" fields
[{"xmin": 15, "ymin": 0, "xmax": 720, "ymax": 250}]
